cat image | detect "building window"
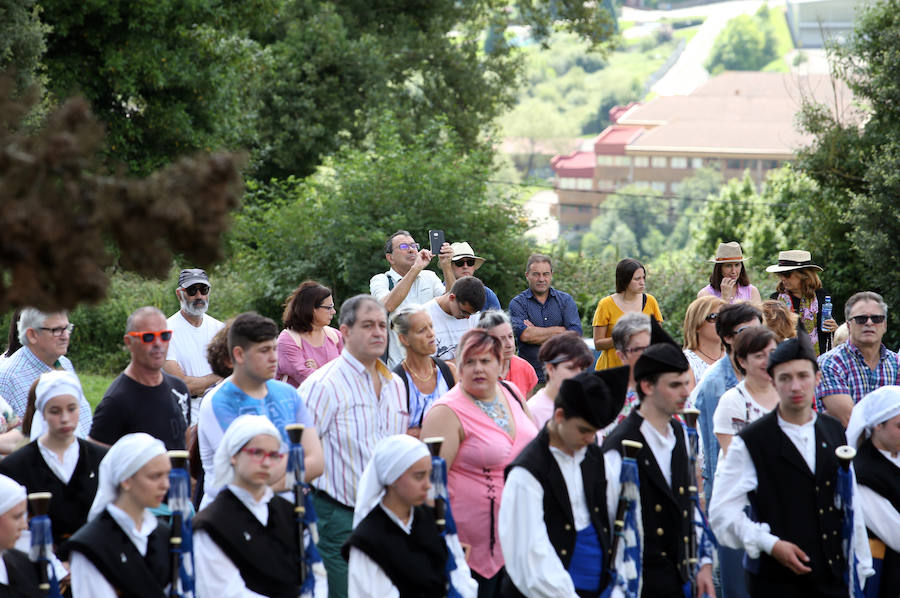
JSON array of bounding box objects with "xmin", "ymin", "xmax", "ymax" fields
[
  {"xmin": 577, "ymin": 178, "xmax": 593, "ymax": 190},
  {"xmin": 650, "ymin": 181, "xmax": 667, "ymax": 193},
  {"xmin": 651, "ymin": 157, "xmax": 667, "ymax": 168},
  {"xmin": 613, "ymin": 156, "xmax": 631, "ymax": 167},
  {"xmin": 763, "ymin": 160, "xmax": 779, "ymax": 169},
  {"xmin": 558, "ymin": 177, "xmax": 576, "ymax": 189},
  {"xmin": 670, "ymin": 157, "xmax": 687, "ymax": 169},
  {"xmin": 691, "ymin": 157, "xmax": 703, "ymax": 169},
  {"xmin": 746, "ymin": 160, "xmax": 758, "ymax": 171},
  {"xmin": 670, "ymin": 182, "xmax": 681, "ymax": 193},
  {"xmin": 726, "ymin": 159, "xmax": 742, "ymax": 170},
  {"xmin": 597, "ymin": 179, "xmax": 615, "ymax": 191},
  {"xmin": 597, "ymin": 155, "xmax": 614, "ymax": 166},
  {"xmin": 633, "ymin": 156, "xmax": 649, "ymax": 167}
]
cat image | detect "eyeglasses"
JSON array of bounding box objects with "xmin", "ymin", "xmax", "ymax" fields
[
  {"xmin": 127, "ymin": 330, "xmax": 173, "ymax": 343},
  {"xmin": 240, "ymin": 447, "xmax": 285, "ymax": 462},
  {"xmin": 316, "ymin": 304, "xmax": 336, "ymax": 311},
  {"xmin": 39, "ymin": 324, "xmax": 74, "ymax": 337},
  {"xmin": 625, "ymin": 345, "xmax": 648, "ymax": 355},
  {"xmin": 704, "ymin": 313, "xmax": 719, "ymax": 322},
  {"xmin": 453, "ymin": 258, "xmax": 476, "ymax": 267},
  {"xmin": 850, "ymin": 314, "xmax": 886, "ymax": 325},
  {"xmin": 392, "ymin": 242, "xmax": 419, "ymax": 253},
  {"xmin": 731, "ymin": 325, "xmax": 754, "ymax": 336},
  {"xmin": 184, "ymin": 284, "xmax": 210, "ymax": 296}
]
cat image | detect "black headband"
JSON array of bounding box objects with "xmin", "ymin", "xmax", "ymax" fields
[{"xmin": 777, "ymin": 259, "xmax": 814, "ymax": 267}]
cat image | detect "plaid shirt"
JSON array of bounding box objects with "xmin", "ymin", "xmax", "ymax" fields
[
  {"xmin": 815, "ymin": 341, "xmax": 900, "ymax": 411},
  {"xmin": 0, "ymin": 346, "xmax": 93, "ymax": 438}
]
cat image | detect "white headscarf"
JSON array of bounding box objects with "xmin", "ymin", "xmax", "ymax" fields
[
  {"xmin": 30, "ymin": 370, "xmax": 86, "ymax": 440},
  {"xmin": 213, "ymin": 415, "xmax": 282, "ymax": 489},
  {"xmin": 352, "ymin": 434, "xmax": 430, "ymax": 528},
  {"xmin": 846, "ymin": 386, "xmax": 900, "ymax": 449},
  {"xmin": 0, "ymin": 474, "xmax": 26, "ymax": 515},
  {"xmin": 88, "ymin": 433, "xmax": 166, "ymax": 521}
]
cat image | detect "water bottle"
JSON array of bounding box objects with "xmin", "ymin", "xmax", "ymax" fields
[{"xmin": 821, "ymin": 295, "xmax": 832, "ymax": 331}]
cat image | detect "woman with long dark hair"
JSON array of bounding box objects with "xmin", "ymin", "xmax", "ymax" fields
[
  {"xmin": 766, "ymin": 250, "xmax": 837, "ymax": 355},
  {"xmin": 592, "ymin": 258, "xmax": 662, "ymax": 370},
  {"xmin": 277, "ymin": 281, "xmax": 343, "ymax": 387},
  {"xmin": 698, "ymin": 242, "xmax": 761, "ymax": 304}
]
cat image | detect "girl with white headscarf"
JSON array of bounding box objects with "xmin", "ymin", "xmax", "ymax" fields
[
  {"xmin": 0, "ymin": 370, "xmax": 106, "ymax": 553},
  {"xmin": 193, "ymin": 414, "xmax": 327, "ymax": 598},
  {"xmin": 343, "ymin": 434, "xmax": 477, "ymax": 598},
  {"xmin": 847, "ymin": 386, "xmax": 900, "ymax": 598},
  {"xmin": 66, "ymin": 432, "xmax": 170, "ymax": 598},
  {"xmin": 0, "ymin": 473, "xmax": 44, "ymax": 596}
]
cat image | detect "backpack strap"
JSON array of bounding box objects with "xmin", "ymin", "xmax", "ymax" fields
[
  {"xmin": 433, "ymin": 357, "xmax": 455, "ymax": 387},
  {"xmin": 499, "ymin": 379, "xmax": 526, "ymax": 411},
  {"xmin": 392, "ymin": 362, "xmax": 412, "ymax": 412},
  {"xmin": 642, "ymin": 293, "xmax": 647, "ymax": 311}
]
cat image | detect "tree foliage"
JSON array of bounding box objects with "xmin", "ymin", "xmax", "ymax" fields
[
  {"xmin": 706, "ymin": 8, "xmax": 777, "ymax": 73},
  {"xmin": 229, "ymin": 115, "xmax": 534, "ymax": 318},
  {"xmin": 0, "ymin": 76, "xmax": 244, "ymax": 312}
]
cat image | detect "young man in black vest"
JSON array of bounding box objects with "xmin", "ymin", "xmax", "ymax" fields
[
  {"xmin": 709, "ymin": 334, "xmax": 873, "ymax": 598},
  {"xmin": 499, "ymin": 366, "xmax": 629, "ymax": 598},
  {"xmin": 602, "ymin": 343, "xmax": 714, "ymax": 598}
]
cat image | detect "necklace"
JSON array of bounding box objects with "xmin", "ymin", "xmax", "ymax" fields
[
  {"xmin": 403, "ymin": 359, "xmax": 434, "ymax": 381},
  {"xmin": 696, "ymin": 346, "xmax": 723, "ymax": 363}
]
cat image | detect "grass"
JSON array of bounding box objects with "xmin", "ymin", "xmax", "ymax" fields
[{"xmin": 79, "ymin": 371, "xmax": 116, "ymax": 411}]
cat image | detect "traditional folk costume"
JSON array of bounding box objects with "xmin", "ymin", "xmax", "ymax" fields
[
  {"xmin": 601, "ymin": 343, "xmax": 712, "ymax": 598},
  {"xmin": 193, "ymin": 415, "xmax": 327, "ymax": 598},
  {"xmin": 343, "ymin": 434, "xmax": 477, "ymax": 598},
  {"xmin": 846, "ymin": 386, "xmax": 900, "ymax": 598},
  {"xmin": 0, "ymin": 475, "xmax": 42, "ymax": 598},
  {"xmin": 499, "ymin": 367, "xmax": 630, "ymax": 598},
  {"xmin": 67, "ymin": 433, "xmax": 171, "ymax": 598},
  {"xmin": 0, "ymin": 371, "xmax": 105, "ymax": 555},
  {"xmin": 709, "ymin": 335, "xmax": 873, "ymax": 598}
]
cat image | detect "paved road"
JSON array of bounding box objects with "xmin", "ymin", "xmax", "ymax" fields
[{"xmin": 621, "ymin": 0, "xmax": 778, "ymax": 96}]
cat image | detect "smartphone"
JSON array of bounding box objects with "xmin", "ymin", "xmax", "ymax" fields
[{"xmin": 429, "ymin": 229, "xmax": 445, "ymax": 255}]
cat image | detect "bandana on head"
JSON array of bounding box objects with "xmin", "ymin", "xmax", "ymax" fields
[
  {"xmin": 31, "ymin": 370, "xmax": 85, "ymax": 440},
  {"xmin": 846, "ymin": 386, "xmax": 900, "ymax": 449},
  {"xmin": 0, "ymin": 474, "xmax": 26, "ymax": 515},
  {"xmin": 88, "ymin": 433, "xmax": 166, "ymax": 520},
  {"xmin": 353, "ymin": 434, "xmax": 430, "ymax": 528},
  {"xmin": 212, "ymin": 415, "xmax": 283, "ymax": 489}
]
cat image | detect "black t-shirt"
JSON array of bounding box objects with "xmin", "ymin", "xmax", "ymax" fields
[{"xmin": 90, "ymin": 371, "xmax": 188, "ymax": 450}]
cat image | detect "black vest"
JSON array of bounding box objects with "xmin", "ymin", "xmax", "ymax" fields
[
  {"xmin": 67, "ymin": 510, "xmax": 170, "ymax": 598},
  {"xmin": 342, "ymin": 505, "xmax": 449, "ymax": 598},
  {"xmin": 500, "ymin": 426, "xmax": 612, "ymax": 596},
  {"xmin": 0, "ymin": 439, "xmax": 105, "ymax": 555},
  {"xmin": 739, "ymin": 410, "xmax": 846, "ymax": 584},
  {"xmin": 853, "ymin": 438, "xmax": 900, "ymax": 598},
  {"xmin": 0, "ymin": 549, "xmax": 42, "ymax": 598},
  {"xmin": 601, "ymin": 410, "xmax": 693, "ymax": 598},
  {"xmin": 192, "ymin": 488, "xmax": 300, "ymax": 598}
]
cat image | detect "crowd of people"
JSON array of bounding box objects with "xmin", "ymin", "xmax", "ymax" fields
[{"xmin": 0, "ymin": 234, "xmax": 899, "ymax": 598}]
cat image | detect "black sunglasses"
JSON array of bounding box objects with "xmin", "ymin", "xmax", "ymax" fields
[
  {"xmin": 453, "ymin": 258, "xmax": 476, "ymax": 267},
  {"xmin": 704, "ymin": 313, "xmax": 719, "ymax": 322},
  {"xmin": 850, "ymin": 314, "xmax": 886, "ymax": 325},
  {"xmin": 185, "ymin": 284, "xmax": 210, "ymax": 296}
]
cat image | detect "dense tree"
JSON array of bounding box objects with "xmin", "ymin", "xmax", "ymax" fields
[
  {"xmin": 0, "ymin": 76, "xmax": 244, "ymax": 312},
  {"xmin": 582, "ymin": 185, "xmax": 670, "ymax": 260},
  {"xmin": 706, "ymin": 9, "xmax": 777, "ymax": 73}
]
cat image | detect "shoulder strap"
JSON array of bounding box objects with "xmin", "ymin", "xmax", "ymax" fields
[
  {"xmin": 323, "ymin": 326, "xmax": 340, "ymax": 345},
  {"xmin": 432, "ymin": 357, "xmax": 455, "ymax": 387},
  {"xmin": 499, "ymin": 379, "xmax": 526, "ymax": 411},
  {"xmin": 392, "ymin": 362, "xmax": 411, "ymax": 412},
  {"xmin": 387, "ymin": 273, "xmax": 395, "ymax": 291},
  {"xmin": 286, "ymin": 328, "xmax": 303, "ymax": 351},
  {"xmin": 642, "ymin": 293, "xmax": 647, "ymax": 310}
]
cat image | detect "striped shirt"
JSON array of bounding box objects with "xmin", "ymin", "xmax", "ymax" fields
[
  {"xmin": 299, "ymin": 351, "xmax": 409, "ymax": 506},
  {"xmin": 815, "ymin": 341, "xmax": 900, "ymax": 411},
  {"xmin": 0, "ymin": 346, "xmax": 92, "ymax": 438}
]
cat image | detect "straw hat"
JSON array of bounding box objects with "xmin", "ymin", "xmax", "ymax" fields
[
  {"xmin": 706, "ymin": 242, "xmax": 749, "ymax": 264},
  {"xmin": 449, "ymin": 242, "xmax": 485, "ymax": 270},
  {"xmin": 765, "ymin": 250, "xmax": 823, "ymax": 273}
]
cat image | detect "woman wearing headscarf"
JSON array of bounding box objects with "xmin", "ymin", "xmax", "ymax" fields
[
  {"xmin": 766, "ymin": 250, "xmax": 837, "ymax": 355},
  {"xmin": 193, "ymin": 414, "xmax": 327, "ymax": 598},
  {"xmin": 0, "ymin": 371, "xmax": 106, "ymax": 555},
  {"xmin": 343, "ymin": 434, "xmax": 477, "ymax": 598},
  {"xmin": 67, "ymin": 433, "xmax": 171, "ymax": 598},
  {"xmin": 847, "ymin": 386, "xmax": 900, "ymax": 598},
  {"xmin": 698, "ymin": 242, "xmax": 761, "ymax": 304},
  {"xmin": 0, "ymin": 474, "xmax": 42, "ymax": 596}
]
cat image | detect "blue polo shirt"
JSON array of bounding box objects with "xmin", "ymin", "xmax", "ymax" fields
[{"xmin": 508, "ymin": 287, "xmax": 582, "ymax": 382}]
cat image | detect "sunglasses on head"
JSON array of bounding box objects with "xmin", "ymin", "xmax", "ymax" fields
[
  {"xmin": 184, "ymin": 284, "xmax": 209, "ymax": 296},
  {"xmin": 454, "ymin": 258, "xmax": 476, "ymax": 267},
  {"xmin": 705, "ymin": 313, "xmax": 719, "ymax": 322},
  {"xmin": 127, "ymin": 330, "xmax": 173, "ymax": 343},
  {"xmin": 850, "ymin": 314, "xmax": 886, "ymax": 325}
]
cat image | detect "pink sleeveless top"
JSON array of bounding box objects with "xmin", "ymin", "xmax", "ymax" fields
[
  {"xmin": 433, "ymin": 383, "xmax": 537, "ymax": 577},
  {"xmin": 700, "ymin": 283, "xmax": 756, "ymax": 302}
]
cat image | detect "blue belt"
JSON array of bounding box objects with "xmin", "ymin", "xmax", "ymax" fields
[{"xmin": 567, "ymin": 522, "xmax": 604, "ymax": 592}]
